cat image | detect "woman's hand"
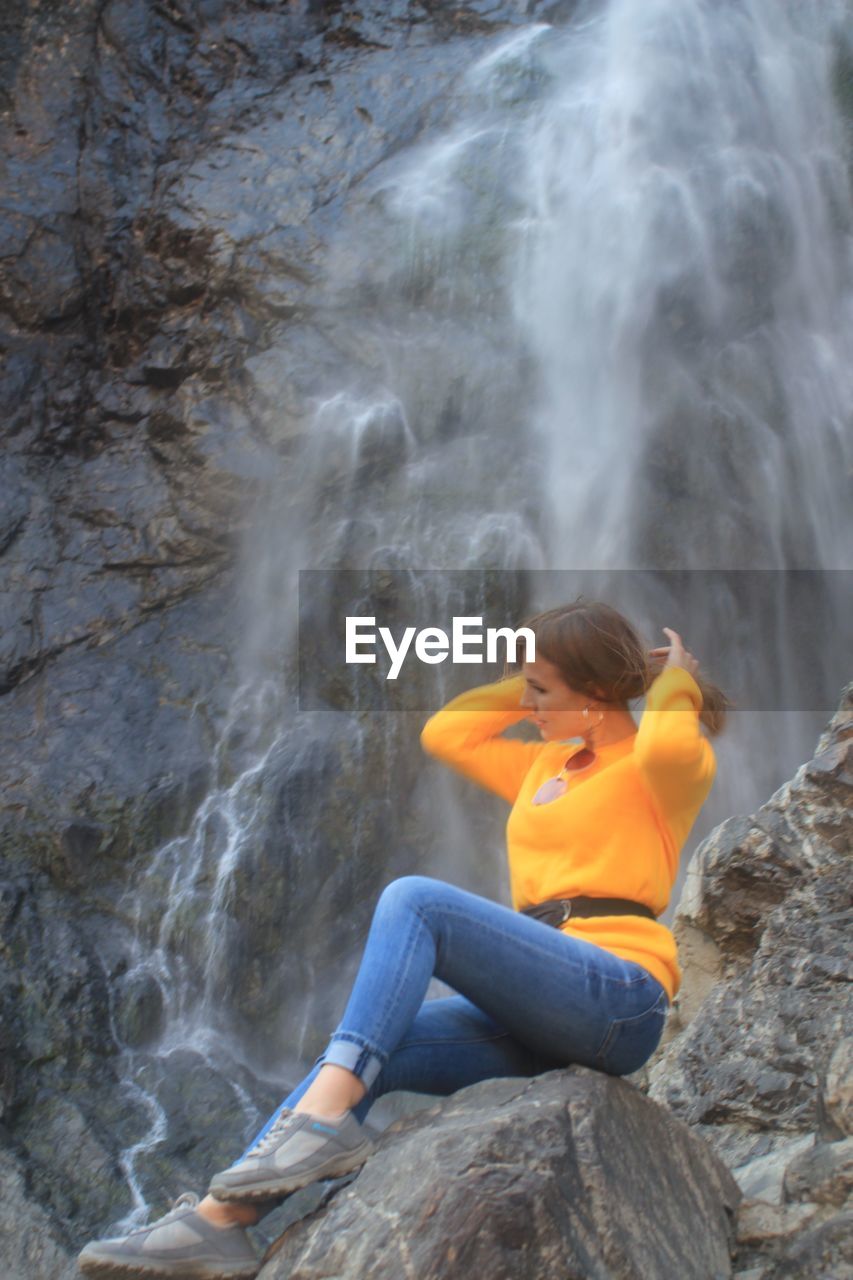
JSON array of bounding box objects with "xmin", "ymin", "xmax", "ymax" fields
[{"xmin": 649, "ymin": 627, "xmax": 699, "ymax": 676}]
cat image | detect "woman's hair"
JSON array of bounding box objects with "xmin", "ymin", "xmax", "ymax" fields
[{"xmin": 508, "ymin": 596, "xmax": 732, "ymax": 737}]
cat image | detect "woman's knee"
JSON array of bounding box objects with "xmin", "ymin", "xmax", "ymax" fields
[{"xmin": 375, "ymin": 874, "xmax": 444, "ymax": 916}]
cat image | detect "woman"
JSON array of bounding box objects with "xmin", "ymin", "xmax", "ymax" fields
[{"xmin": 78, "ymin": 598, "xmax": 728, "ymax": 1279}]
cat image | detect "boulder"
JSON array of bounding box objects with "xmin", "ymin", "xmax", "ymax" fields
[{"xmin": 256, "ymin": 1070, "xmax": 740, "ymax": 1280}]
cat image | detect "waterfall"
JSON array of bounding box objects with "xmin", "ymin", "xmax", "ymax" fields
[
  {"xmin": 516, "ymin": 1, "xmax": 852, "ymax": 573},
  {"xmin": 109, "ymin": 0, "xmax": 852, "ymax": 1221}
]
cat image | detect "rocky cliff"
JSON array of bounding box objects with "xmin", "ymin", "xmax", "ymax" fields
[
  {"xmin": 648, "ymin": 681, "xmax": 853, "ymax": 1278},
  {"xmin": 1, "ymin": 0, "xmax": 554, "ymax": 1257}
]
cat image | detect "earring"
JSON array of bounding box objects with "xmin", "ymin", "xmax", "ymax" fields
[{"xmin": 582, "ymin": 705, "xmax": 605, "ymax": 752}]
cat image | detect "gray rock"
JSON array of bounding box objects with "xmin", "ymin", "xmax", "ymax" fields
[
  {"xmin": 735, "ymin": 1199, "xmax": 821, "ymax": 1248},
  {"xmin": 761, "ymin": 1211, "xmax": 853, "ymax": 1279},
  {"xmin": 0, "ymin": 1149, "xmax": 78, "ymax": 1280},
  {"xmin": 113, "ymin": 969, "xmax": 166, "ymax": 1050},
  {"xmin": 257, "ymin": 1070, "xmax": 740, "ymax": 1280},
  {"xmin": 648, "ymin": 682, "xmax": 853, "ymax": 1277},
  {"xmin": 0, "ymin": 3, "xmax": 561, "ymax": 1252},
  {"xmin": 783, "ymin": 1136, "xmax": 853, "ymax": 1208},
  {"xmin": 732, "ymin": 1134, "xmax": 815, "ymax": 1206},
  {"xmin": 821, "ymin": 1037, "xmax": 853, "ymax": 1139},
  {"xmin": 0, "ymin": 0, "xmax": 539, "ymax": 723}
]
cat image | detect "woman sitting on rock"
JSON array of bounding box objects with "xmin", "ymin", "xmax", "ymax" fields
[{"xmin": 79, "ymin": 598, "xmax": 728, "ymax": 1280}]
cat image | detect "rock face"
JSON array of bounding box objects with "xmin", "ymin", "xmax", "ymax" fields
[
  {"xmin": 0, "ymin": 0, "xmax": 556, "ymax": 1257},
  {"xmin": 257, "ymin": 1071, "xmax": 741, "ymax": 1280},
  {"xmin": 647, "ymin": 682, "xmax": 853, "ymax": 1279},
  {"xmin": 0, "ymin": 1151, "xmax": 79, "ymax": 1280},
  {"xmin": 0, "ymin": 0, "xmax": 553, "ymax": 812}
]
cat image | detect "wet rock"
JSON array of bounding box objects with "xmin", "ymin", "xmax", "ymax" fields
[
  {"xmin": 0, "ymin": 581, "xmax": 236, "ymax": 858},
  {"xmin": 0, "ymin": 870, "xmax": 113, "ymax": 1105},
  {"xmin": 0, "ymin": 1149, "xmax": 78, "ymax": 1280},
  {"xmin": 126, "ymin": 1048, "xmax": 284, "ymax": 1206},
  {"xmin": 0, "ymin": 219, "xmax": 84, "ymax": 326},
  {"xmin": 0, "ymin": 864, "xmax": 138, "ymax": 1236},
  {"xmin": 0, "ymin": 0, "xmax": 534, "ymax": 717},
  {"xmin": 113, "ymin": 970, "xmax": 166, "ymax": 1050}
]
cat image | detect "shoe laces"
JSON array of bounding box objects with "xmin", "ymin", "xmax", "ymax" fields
[
  {"xmin": 124, "ymin": 1182, "xmax": 197, "ymax": 1233},
  {"xmin": 170, "ymin": 1192, "xmax": 200, "ymax": 1215},
  {"xmin": 246, "ymin": 1107, "xmax": 298, "ymax": 1157}
]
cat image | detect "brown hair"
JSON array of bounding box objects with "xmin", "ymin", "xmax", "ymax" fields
[{"xmin": 507, "ymin": 596, "xmax": 732, "ymax": 737}]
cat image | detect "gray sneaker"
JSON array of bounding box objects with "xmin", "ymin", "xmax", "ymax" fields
[
  {"xmin": 76, "ymin": 1192, "xmax": 259, "ymax": 1279},
  {"xmin": 208, "ymin": 1107, "xmax": 375, "ymax": 1203}
]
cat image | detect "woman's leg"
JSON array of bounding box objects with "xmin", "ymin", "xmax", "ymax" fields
[
  {"xmin": 360, "ymin": 992, "xmax": 567, "ymax": 1105},
  {"xmin": 84, "ymin": 876, "xmax": 667, "ymax": 1273},
  {"xmin": 237, "ymin": 990, "xmax": 563, "ymax": 1156},
  {"xmin": 205, "ymin": 875, "xmax": 668, "ymax": 1211},
  {"xmin": 301, "ymin": 874, "xmax": 668, "ymax": 1088},
  {"xmin": 195, "ymin": 989, "xmax": 562, "ymax": 1230}
]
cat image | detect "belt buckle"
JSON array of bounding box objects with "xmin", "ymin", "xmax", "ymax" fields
[{"xmin": 559, "ymin": 899, "xmax": 572, "ymax": 923}]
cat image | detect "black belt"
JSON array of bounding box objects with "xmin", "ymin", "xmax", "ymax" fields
[{"xmin": 520, "ymin": 896, "xmax": 657, "ymax": 926}]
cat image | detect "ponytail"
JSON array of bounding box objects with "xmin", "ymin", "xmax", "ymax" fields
[{"xmin": 646, "ymin": 656, "xmax": 734, "ymax": 737}]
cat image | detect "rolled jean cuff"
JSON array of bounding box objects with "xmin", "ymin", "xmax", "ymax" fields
[{"xmin": 322, "ymin": 1031, "xmax": 386, "ymax": 1090}]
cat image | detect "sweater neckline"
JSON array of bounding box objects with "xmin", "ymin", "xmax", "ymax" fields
[{"xmin": 555, "ymin": 732, "xmax": 637, "ymax": 755}]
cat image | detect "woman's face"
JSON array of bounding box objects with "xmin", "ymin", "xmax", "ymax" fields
[{"xmin": 520, "ymin": 655, "xmax": 594, "ymax": 741}]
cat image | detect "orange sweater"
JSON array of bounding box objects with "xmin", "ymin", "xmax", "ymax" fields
[{"xmin": 420, "ymin": 667, "xmax": 717, "ymax": 1000}]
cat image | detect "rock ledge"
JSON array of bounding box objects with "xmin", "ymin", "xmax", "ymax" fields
[{"xmin": 256, "ymin": 1068, "xmax": 740, "ymax": 1280}]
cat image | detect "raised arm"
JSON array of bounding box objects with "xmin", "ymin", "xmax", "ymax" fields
[
  {"xmin": 634, "ymin": 666, "xmax": 717, "ymax": 813},
  {"xmin": 420, "ymin": 673, "xmax": 545, "ymax": 804}
]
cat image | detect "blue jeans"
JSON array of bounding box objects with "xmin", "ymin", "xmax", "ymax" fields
[{"xmin": 239, "ymin": 876, "xmax": 670, "ymax": 1158}]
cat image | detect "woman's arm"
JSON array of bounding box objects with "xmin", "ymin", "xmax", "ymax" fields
[
  {"xmin": 634, "ymin": 665, "xmax": 717, "ymax": 812},
  {"xmin": 420, "ymin": 673, "xmax": 545, "ymax": 804}
]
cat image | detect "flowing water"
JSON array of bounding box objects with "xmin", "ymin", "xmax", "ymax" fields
[{"xmin": 110, "ymin": 0, "xmax": 853, "ymax": 1221}]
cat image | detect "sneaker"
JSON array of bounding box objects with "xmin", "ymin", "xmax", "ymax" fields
[
  {"xmin": 76, "ymin": 1191, "xmax": 260, "ymax": 1279},
  {"xmin": 208, "ymin": 1107, "xmax": 375, "ymax": 1203}
]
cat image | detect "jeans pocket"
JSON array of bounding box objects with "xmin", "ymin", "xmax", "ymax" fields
[{"xmin": 594, "ymin": 988, "xmax": 670, "ymax": 1077}]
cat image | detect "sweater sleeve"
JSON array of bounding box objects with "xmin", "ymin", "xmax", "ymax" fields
[
  {"xmin": 420, "ymin": 673, "xmax": 545, "ymax": 804},
  {"xmin": 634, "ymin": 667, "xmax": 717, "ymax": 813}
]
